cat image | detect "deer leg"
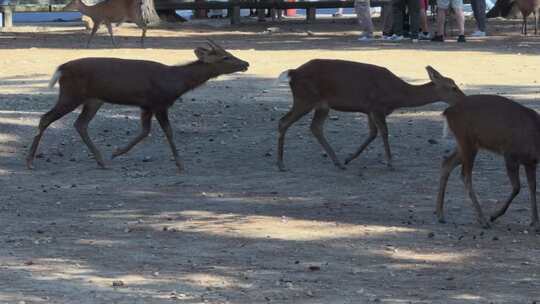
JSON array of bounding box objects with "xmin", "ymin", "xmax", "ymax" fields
[
  {"xmin": 277, "ymin": 103, "xmax": 313, "ymax": 172},
  {"xmin": 310, "ymin": 106, "xmax": 345, "ymax": 170},
  {"xmin": 27, "ymin": 102, "xmax": 80, "ymax": 169},
  {"xmin": 155, "ymin": 109, "xmax": 183, "ymax": 172},
  {"xmin": 105, "ymin": 22, "xmax": 116, "ymax": 47},
  {"xmin": 74, "ymin": 100, "xmax": 106, "ymax": 168},
  {"xmin": 111, "ymin": 109, "xmax": 153, "ymax": 158},
  {"xmin": 524, "ymin": 163, "xmax": 539, "ymax": 229},
  {"xmin": 461, "ymin": 147, "xmax": 490, "ymax": 228},
  {"xmin": 372, "ymin": 112, "xmax": 393, "ymax": 169},
  {"xmin": 490, "ymin": 156, "xmax": 520, "ymax": 222},
  {"xmin": 87, "ymin": 21, "xmax": 101, "ymax": 48},
  {"xmin": 535, "ymin": 10, "xmax": 538, "ymax": 35},
  {"xmin": 345, "ymin": 114, "xmax": 378, "ymax": 165},
  {"xmin": 140, "ymin": 27, "xmax": 147, "ymax": 48},
  {"xmin": 436, "ymin": 149, "xmax": 462, "ymax": 223}
]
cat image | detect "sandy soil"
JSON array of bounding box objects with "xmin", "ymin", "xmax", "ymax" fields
[{"xmin": 1, "ymin": 16, "xmax": 540, "ymax": 304}]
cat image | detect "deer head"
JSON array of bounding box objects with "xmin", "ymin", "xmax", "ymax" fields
[
  {"xmin": 194, "ymin": 40, "xmax": 249, "ymax": 74},
  {"xmin": 426, "ymin": 66, "xmax": 466, "ymax": 106}
]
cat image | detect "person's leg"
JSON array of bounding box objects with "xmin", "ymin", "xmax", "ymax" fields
[
  {"xmin": 454, "ymin": 6, "xmax": 465, "ymax": 35},
  {"xmin": 470, "ymin": 0, "xmax": 486, "ymax": 32},
  {"xmin": 436, "ymin": 8, "xmax": 446, "ymax": 36},
  {"xmin": 382, "ymin": 3, "xmax": 394, "ymax": 36},
  {"xmin": 356, "ymin": 0, "xmax": 374, "ymax": 38},
  {"xmin": 419, "ymin": 0, "xmax": 429, "ymax": 34},
  {"xmin": 407, "ymin": 0, "xmax": 420, "ymax": 38},
  {"xmin": 392, "ymin": 0, "xmax": 405, "ymax": 36}
]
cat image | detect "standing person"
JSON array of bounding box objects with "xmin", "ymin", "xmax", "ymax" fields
[
  {"xmin": 356, "ymin": 0, "xmax": 375, "ymax": 41},
  {"xmin": 381, "ymin": 2, "xmax": 394, "ymax": 38},
  {"xmin": 389, "ymin": 0, "xmax": 420, "ymax": 41},
  {"xmin": 419, "ymin": 0, "xmax": 431, "ymax": 39},
  {"xmin": 471, "ymin": 0, "xmax": 487, "ymax": 36},
  {"xmin": 431, "ymin": 0, "xmax": 466, "ymax": 42}
]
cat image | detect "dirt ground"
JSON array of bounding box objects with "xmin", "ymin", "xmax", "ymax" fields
[{"xmin": 1, "ymin": 15, "xmax": 540, "ymax": 304}]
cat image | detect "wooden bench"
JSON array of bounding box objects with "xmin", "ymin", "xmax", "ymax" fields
[
  {"xmin": 3, "ymin": 0, "xmax": 391, "ymax": 26},
  {"xmin": 156, "ymin": 0, "xmax": 392, "ymax": 24}
]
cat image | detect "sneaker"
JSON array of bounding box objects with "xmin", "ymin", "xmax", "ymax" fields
[
  {"xmin": 411, "ymin": 38, "xmax": 419, "ymax": 43},
  {"xmin": 457, "ymin": 35, "xmax": 466, "ymax": 42},
  {"xmin": 431, "ymin": 35, "xmax": 444, "ymax": 42},
  {"xmin": 419, "ymin": 32, "xmax": 431, "ymax": 40},
  {"xmin": 332, "ymin": 12, "xmax": 343, "ymax": 17},
  {"xmin": 471, "ymin": 30, "xmax": 486, "ymax": 37},
  {"xmin": 388, "ymin": 34, "xmax": 404, "ymax": 41},
  {"xmin": 358, "ymin": 35, "xmax": 373, "ymax": 42}
]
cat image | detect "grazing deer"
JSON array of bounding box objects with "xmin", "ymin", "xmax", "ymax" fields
[
  {"xmin": 64, "ymin": 0, "xmax": 160, "ymax": 47},
  {"xmin": 275, "ymin": 61, "xmax": 465, "ymax": 172},
  {"xmin": 26, "ymin": 41, "xmax": 249, "ymax": 171},
  {"xmin": 436, "ymin": 95, "xmax": 540, "ymax": 230}
]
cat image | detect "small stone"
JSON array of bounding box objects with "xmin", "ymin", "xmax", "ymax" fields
[
  {"xmin": 308, "ymin": 265, "xmax": 320, "ymax": 271},
  {"xmin": 142, "ymin": 156, "xmax": 153, "ymax": 162},
  {"xmin": 427, "ymin": 232, "xmax": 435, "ymax": 238},
  {"xmin": 428, "ymin": 139, "xmax": 438, "ymax": 144}
]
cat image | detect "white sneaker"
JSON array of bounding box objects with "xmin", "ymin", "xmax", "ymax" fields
[
  {"xmin": 388, "ymin": 34, "xmax": 404, "ymax": 41},
  {"xmin": 358, "ymin": 35, "xmax": 373, "ymax": 41},
  {"xmin": 471, "ymin": 30, "xmax": 486, "ymax": 37},
  {"xmin": 419, "ymin": 32, "xmax": 431, "ymax": 40},
  {"xmin": 382, "ymin": 34, "xmax": 392, "ymax": 40}
]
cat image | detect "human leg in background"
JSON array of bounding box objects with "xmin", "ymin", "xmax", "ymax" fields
[
  {"xmin": 470, "ymin": 0, "xmax": 487, "ymax": 35},
  {"xmin": 356, "ymin": 0, "xmax": 374, "ymax": 40}
]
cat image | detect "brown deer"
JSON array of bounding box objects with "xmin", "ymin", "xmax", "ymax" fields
[
  {"xmin": 276, "ymin": 61, "xmax": 465, "ymax": 172},
  {"xmin": 436, "ymin": 95, "xmax": 540, "ymax": 230},
  {"xmin": 26, "ymin": 41, "xmax": 249, "ymax": 171},
  {"xmin": 64, "ymin": 0, "xmax": 160, "ymax": 47},
  {"xmin": 487, "ymin": 0, "xmax": 539, "ymax": 35}
]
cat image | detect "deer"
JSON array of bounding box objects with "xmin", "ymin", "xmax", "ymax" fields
[
  {"xmin": 26, "ymin": 40, "xmax": 249, "ymax": 172},
  {"xmin": 487, "ymin": 0, "xmax": 539, "ymax": 35},
  {"xmin": 436, "ymin": 95, "xmax": 540, "ymax": 230},
  {"xmin": 275, "ymin": 60, "xmax": 465, "ymax": 172},
  {"xmin": 64, "ymin": 0, "xmax": 160, "ymax": 47}
]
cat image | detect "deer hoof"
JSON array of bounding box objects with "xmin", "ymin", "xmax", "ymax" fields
[
  {"xmin": 26, "ymin": 160, "xmax": 34, "ymax": 170},
  {"xmin": 478, "ymin": 218, "xmax": 491, "ymax": 229}
]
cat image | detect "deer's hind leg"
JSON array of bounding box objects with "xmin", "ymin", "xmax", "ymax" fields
[
  {"xmin": 490, "ymin": 156, "xmax": 521, "ymax": 223},
  {"xmin": 345, "ymin": 113, "xmax": 378, "ymax": 165},
  {"xmin": 74, "ymin": 100, "xmax": 105, "ymax": 168},
  {"xmin": 310, "ymin": 105, "xmax": 345, "ymax": 170},
  {"xmin": 112, "ymin": 108, "xmax": 153, "ymax": 158}
]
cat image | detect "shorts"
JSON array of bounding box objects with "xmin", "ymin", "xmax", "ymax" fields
[
  {"xmin": 437, "ymin": 0, "xmax": 463, "ymax": 9},
  {"xmin": 420, "ymin": 0, "xmax": 428, "ymax": 10}
]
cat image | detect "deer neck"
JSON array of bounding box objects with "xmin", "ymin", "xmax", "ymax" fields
[
  {"xmin": 170, "ymin": 61, "xmax": 222, "ymax": 94},
  {"xmin": 395, "ymin": 82, "xmax": 442, "ymax": 108}
]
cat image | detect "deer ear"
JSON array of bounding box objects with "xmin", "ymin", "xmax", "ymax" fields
[
  {"xmin": 194, "ymin": 47, "xmax": 210, "ymax": 61},
  {"xmin": 426, "ymin": 66, "xmax": 444, "ymax": 81}
]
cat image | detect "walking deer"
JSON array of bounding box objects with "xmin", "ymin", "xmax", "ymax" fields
[
  {"xmin": 436, "ymin": 95, "xmax": 540, "ymax": 230},
  {"xmin": 64, "ymin": 0, "xmax": 160, "ymax": 47},
  {"xmin": 27, "ymin": 41, "xmax": 249, "ymax": 171},
  {"xmin": 276, "ymin": 60, "xmax": 465, "ymax": 172}
]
